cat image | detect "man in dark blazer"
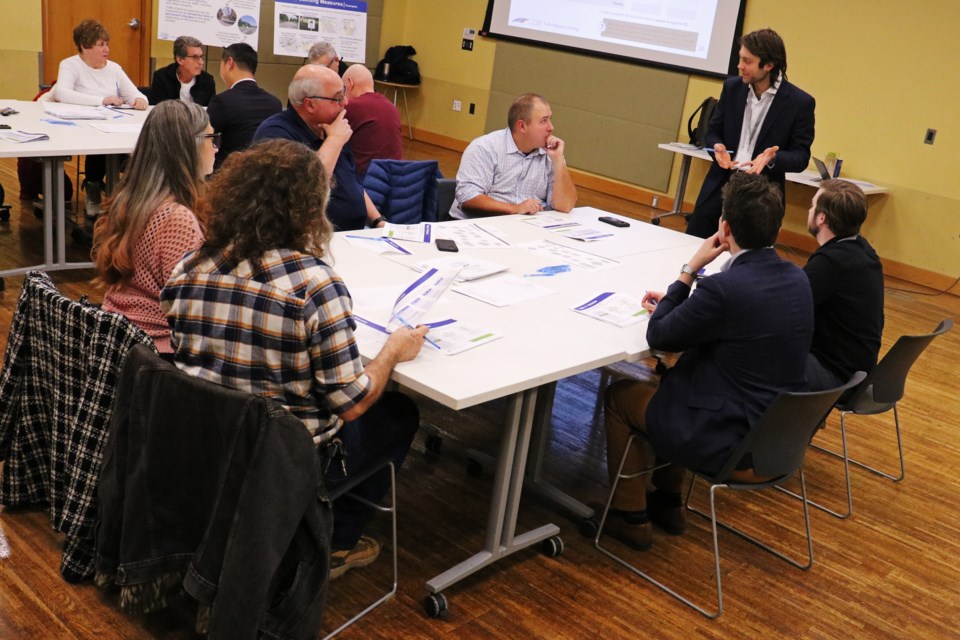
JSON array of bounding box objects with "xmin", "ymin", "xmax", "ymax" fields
[
  {"xmin": 148, "ymin": 35, "xmax": 216, "ymax": 106},
  {"xmin": 686, "ymin": 28, "xmax": 815, "ymax": 238},
  {"xmin": 602, "ymin": 173, "xmax": 814, "ymax": 550},
  {"xmin": 207, "ymin": 43, "xmax": 282, "ymax": 170}
]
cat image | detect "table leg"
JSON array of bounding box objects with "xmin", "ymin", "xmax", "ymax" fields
[
  {"xmin": 425, "ymin": 387, "xmax": 560, "ymax": 594},
  {"xmin": 400, "ymin": 87, "xmax": 413, "ymax": 140},
  {"xmin": 652, "ymin": 154, "xmax": 692, "ymax": 225},
  {"xmin": 42, "ymin": 159, "xmax": 55, "ymax": 268}
]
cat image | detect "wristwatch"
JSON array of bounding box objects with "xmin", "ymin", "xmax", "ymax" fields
[
  {"xmin": 679, "ymin": 263, "xmax": 699, "ymax": 278},
  {"xmin": 368, "ymin": 216, "xmax": 387, "ymax": 228}
]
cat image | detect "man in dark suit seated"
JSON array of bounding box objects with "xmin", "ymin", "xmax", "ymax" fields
[
  {"xmin": 602, "ymin": 173, "xmax": 814, "ymax": 550},
  {"xmin": 804, "ymin": 179, "xmax": 884, "ymax": 390},
  {"xmin": 686, "ymin": 28, "xmax": 815, "ymax": 238},
  {"xmin": 148, "ymin": 35, "xmax": 216, "ymax": 106},
  {"xmin": 207, "ymin": 43, "xmax": 282, "ymax": 170}
]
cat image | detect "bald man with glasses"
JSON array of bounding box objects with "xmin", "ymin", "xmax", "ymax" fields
[{"xmin": 253, "ymin": 64, "xmax": 385, "ymax": 230}]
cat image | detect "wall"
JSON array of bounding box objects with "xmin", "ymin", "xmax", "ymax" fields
[
  {"xmin": 383, "ymin": 1, "xmax": 960, "ymax": 285},
  {"xmin": 0, "ymin": 1, "xmax": 43, "ymax": 99}
]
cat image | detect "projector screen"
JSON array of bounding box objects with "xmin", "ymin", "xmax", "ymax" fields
[{"xmin": 481, "ymin": 0, "xmax": 746, "ymax": 78}]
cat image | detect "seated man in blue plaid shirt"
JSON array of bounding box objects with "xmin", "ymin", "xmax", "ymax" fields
[
  {"xmin": 450, "ymin": 93, "xmax": 577, "ymax": 219},
  {"xmin": 161, "ymin": 139, "xmax": 429, "ymax": 579}
]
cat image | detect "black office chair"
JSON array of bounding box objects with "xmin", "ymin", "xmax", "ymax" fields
[
  {"xmin": 594, "ymin": 372, "xmax": 866, "ymax": 619},
  {"xmin": 794, "ymin": 319, "xmax": 953, "ymax": 519},
  {"xmin": 436, "ymin": 178, "xmax": 457, "ymax": 222}
]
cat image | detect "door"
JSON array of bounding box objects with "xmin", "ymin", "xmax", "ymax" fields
[{"xmin": 42, "ymin": 0, "xmax": 152, "ymax": 88}]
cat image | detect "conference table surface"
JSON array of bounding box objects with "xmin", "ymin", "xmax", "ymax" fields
[
  {"xmin": 0, "ymin": 100, "xmax": 148, "ymax": 280},
  {"xmin": 330, "ymin": 208, "xmax": 705, "ymax": 611}
]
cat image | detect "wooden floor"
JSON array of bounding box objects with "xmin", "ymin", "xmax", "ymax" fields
[{"xmin": 1, "ymin": 140, "xmax": 958, "ymax": 639}]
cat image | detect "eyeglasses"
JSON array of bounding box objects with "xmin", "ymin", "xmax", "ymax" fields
[
  {"xmin": 182, "ymin": 54, "xmax": 204, "ymax": 61},
  {"xmin": 307, "ymin": 90, "xmax": 346, "ymax": 106},
  {"xmin": 202, "ymin": 132, "xmax": 221, "ymax": 150},
  {"xmin": 327, "ymin": 56, "xmax": 340, "ymax": 70}
]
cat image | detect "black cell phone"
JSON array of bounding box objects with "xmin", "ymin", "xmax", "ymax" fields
[
  {"xmin": 435, "ymin": 238, "xmax": 459, "ymax": 252},
  {"xmin": 598, "ymin": 216, "xmax": 630, "ymax": 228}
]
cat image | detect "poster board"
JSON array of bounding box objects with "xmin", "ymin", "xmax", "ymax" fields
[
  {"xmin": 158, "ymin": 0, "xmax": 264, "ymax": 49},
  {"xmin": 274, "ymin": 0, "xmax": 367, "ymax": 62}
]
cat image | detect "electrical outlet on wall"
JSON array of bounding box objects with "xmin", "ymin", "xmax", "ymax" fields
[{"xmin": 452, "ymin": 100, "xmax": 462, "ymax": 112}]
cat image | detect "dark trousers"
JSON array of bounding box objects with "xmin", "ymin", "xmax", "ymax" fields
[
  {"xmin": 84, "ymin": 155, "xmax": 106, "ymax": 185},
  {"xmin": 685, "ymin": 188, "xmax": 723, "ymax": 238},
  {"xmin": 323, "ymin": 391, "xmax": 419, "ymax": 550}
]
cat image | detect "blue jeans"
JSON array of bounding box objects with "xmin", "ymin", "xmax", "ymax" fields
[{"xmin": 322, "ymin": 391, "xmax": 419, "ymax": 550}]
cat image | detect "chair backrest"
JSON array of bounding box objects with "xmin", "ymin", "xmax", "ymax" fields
[
  {"xmin": 839, "ymin": 319, "xmax": 953, "ymax": 412},
  {"xmin": 436, "ymin": 178, "xmax": 457, "ymax": 222},
  {"xmin": 713, "ymin": 372, "xmax": 867, "ymax": 482},
  {"xmin": 362, "ymin": 159, "xmax": 442, "ymax": 224}
]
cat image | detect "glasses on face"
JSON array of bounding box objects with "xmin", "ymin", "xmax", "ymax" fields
[
  {"xmin": 327, "ymin": 56, "xmax": 340, "ymax": 70},
  {"xmin": 307, "ymin": 89, "xmax": 346, "ymax": 106},
  {"xmin": 201, "ymin": 132, "xmax": 221, "ymax": 150},
  {"xmin": 183, "ymin": 54, "xmax": 204, "ymax": 62}
]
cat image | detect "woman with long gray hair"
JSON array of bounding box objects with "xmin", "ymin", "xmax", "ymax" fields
[{"xmin": 92, "ymin": 99, "xmax": 218, "ymax": 353}]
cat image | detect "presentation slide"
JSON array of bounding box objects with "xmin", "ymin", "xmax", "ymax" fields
[
  {"xmin": 158, "ymin": 0, "xmax": 263, "ymax": 49},
  {"xmin": 274, "ymin": 0, "xmax": 368, "ymax": 61},
  {"xmin": 483, "ymin": 0, "xmax": 745, "ymax": 77}
]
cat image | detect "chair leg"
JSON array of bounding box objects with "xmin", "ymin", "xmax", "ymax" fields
[
  {"xmin": 595, "ymin": 437, "xmax": 720, "ymax": 619},
  {"xmin": 322, "ymin": 462, "xmax": 397, "ymax": 640},
  {"xmin": 690, "ymin": 471, "xmax": 815, "ymax": 573},
  {"xmin": 780, "ymin": 412, "xmax": 854, "ymax": 519}
]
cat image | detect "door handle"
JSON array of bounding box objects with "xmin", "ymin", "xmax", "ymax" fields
[{"xmin": 128, "ymin": 18, "xmax": 141, "ymax": 30}]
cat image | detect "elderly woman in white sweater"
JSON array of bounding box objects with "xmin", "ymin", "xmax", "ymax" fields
[{"xmin": 54, "ymin": 19, "xmax": 148, "ymax": 218}]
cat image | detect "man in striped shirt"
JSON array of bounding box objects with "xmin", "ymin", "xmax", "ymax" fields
[{"xmin": 450, "ymin": 93, "xmax": 577, "ymax": 219}]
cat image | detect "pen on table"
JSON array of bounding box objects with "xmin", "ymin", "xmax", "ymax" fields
[
  {"xmin": 703, "ymin": 147, "xmax": 735, "ymax": 154},
  {"xmin": 108, "ymin": 106, "xmax": 133, "ymax": 117},
  {"xmin": 393, "ymin": 314, "xmax": 442, "ymax": 350},
  {"xmin": 345, "ymin": 234, "xmax": 384, "ymax": 241}
]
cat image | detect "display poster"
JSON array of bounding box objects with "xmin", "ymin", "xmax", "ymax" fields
[
  {"xmin": 158, "ymin": 0, "xmax": 263, "ymax": 49},
  {"xmin": 274, "ymin": 0, "xmax": 367, "ymax": 62}
]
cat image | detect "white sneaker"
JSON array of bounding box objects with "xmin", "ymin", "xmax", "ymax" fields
[{"xmin": 84, "ymin": 182, "xmax": 102, "ymax": 219}]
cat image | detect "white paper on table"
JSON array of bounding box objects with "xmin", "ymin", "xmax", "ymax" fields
[
  {"xmin": 387, "ymin": 265, "xmax": 461, "ymax": 330},
  {"xmin": 555, "ymin": 226, "xmax": 615, "ymax": 242},
  {"xmin": 453, "ymin": 273, "xmax": 555, "ymax": 307},
  {"xmin": 383, "ymin": 222, "xmax": 434, "ymax": 243},
  {"xmin": 87, "ymin": 122, "xmax": 143, "ymax": 134},
  {"xmin": 518, "ymin": 239, "xmax": 621, "ymax": 271},
  {"xmin": 412, "ymin": 255, "xmax": 509, "ymax": 282},
  {"xmin": 42, "ymin": 103, "xmax": 109, "ymax": 120},
  {"xmin": 521, "ymin": 213, "xmax": 580, "ymax": 230},
  {"xmin": 0, "ymin": 130, "xmax": 49, "ymax": 143},
  {"xmin": 423, "ymin": 318, "xmax": 502, "ymax": 355},
  {"xmin": 342, "ymin": 235, "xmax": 412, "ymax": 255},
  {"xmin": 573, "ymin": 292, "xmax": 651, "ymax": 328},
  {"xmin": 436, "ymin": 223, "xmax": 510, "ymax": 248}
]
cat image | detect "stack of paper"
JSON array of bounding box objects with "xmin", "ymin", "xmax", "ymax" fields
[
  {"xmin": 412, "ymin": 256, "xmax": 509, "ymax": 282},
  {"xmin": 42, "ymin": 103, "xmax": 108, "ymax": 120}
]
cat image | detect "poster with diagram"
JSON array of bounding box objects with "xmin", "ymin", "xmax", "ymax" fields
[
  {"xmin": 274, "ymin": 0, "xmax": 367, "ymax": 62},
  {"xmin": 158, "ymin": 0, "xmax": 263, "ymax": 49}
]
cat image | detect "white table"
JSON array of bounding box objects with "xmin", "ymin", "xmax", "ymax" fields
[
  {"xmin": 330, "ymin": 208, "xmax": 702, "ymax": 615},
  {"xmin": 655, "ymin": 142, "xmax": 889, "ymax": 225},
  {"xmin": 0, "ymin": 100, "xmax": 147, "ymax": 281}
]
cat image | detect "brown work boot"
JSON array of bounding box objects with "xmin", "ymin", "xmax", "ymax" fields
[
  {"xmin": 591, "ymin": 503, "xmax": 652, "ymax": 550},
  {"xmin": 647, "ymin": 492, "xmax": 686, "ymax": 534},
  {"xmin": 329, "ymin": 535, "xmax": 381, "ymax": 579}
]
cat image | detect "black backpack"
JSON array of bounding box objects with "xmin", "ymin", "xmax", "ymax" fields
[
  {"xmin": 687, "ymin": 97, "xmax": 718, "ymax": 147},
  {"xmin": 374, "ymin": 45, "xmax": 421, "ymax": 85}
]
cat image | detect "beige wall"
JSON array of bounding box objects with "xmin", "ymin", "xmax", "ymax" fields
[
  {"xmin": 0, "ymin": 0, "xmax": 42, "ymax": 99},
  {"xmin": 382, "ymin": 0, "xmax": 960, "ymax": 282},
  {"xmin": 4, "ymin": 1, "xmax": 957, "ymax": 281}
]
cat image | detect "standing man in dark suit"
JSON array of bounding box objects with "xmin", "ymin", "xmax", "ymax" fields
[
  {"xmin": 207, "ymin": 43, "xmax": 282, "ymax": 169},
  {"xmin": 686, "ymin": 28, "xmax": 815, "ymax": 238},
  {"xmin": 148, "ymin": 36, "xmax": 216, "ymax": 106},
  {"xmin": 602, "ymin": 173, "xmax": 813, "ymax": 550}
]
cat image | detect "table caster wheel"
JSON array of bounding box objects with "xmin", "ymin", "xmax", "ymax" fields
[
  {"xmin": 541, "ymin": 535, "xmax": 564, "ymax": 558},
  {"xmin": 651, "ymin": 216, "xmax": 661, "ymax": 226},
  {"xmin": 424, "ymin": 592, "xmax": 449, "ymax": 619},
  {"xmin": 466, "ymin": 458, "xmax": 483, "ymax": 478},
  {"xmin": 579, "ymin": 517, "xmax": 599, "ymax": 539},
  {"xmin": 425, "ymin": 434, "xmax": 443, "ymax": 454}
]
